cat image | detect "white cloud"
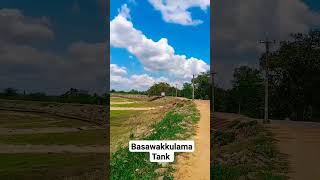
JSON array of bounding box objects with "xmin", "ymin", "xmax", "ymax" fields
[
  {"xmin": 110, "ymin": 64, "xmax": 127, "ymax": 76},
  {"xmin": 110, "ymin": 4, "xmax": 209, "ymax": 80},
  {"xmin": 110, "ymin": 71, "xmax": 171, "ymax": 91},
  {"xmin": 148, "ymin": 0, "xmax": 209, "ymax": 25},
  {"xmin": 118, "ymin": 4, "xmax": 131, "ymax": 19}
]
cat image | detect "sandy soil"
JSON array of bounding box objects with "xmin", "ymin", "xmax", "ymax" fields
[
  {"xmin": 0, "ymin": 144, "xmax": 108, "ymax": 153},
  {"xmin": 268, "ymin": 120, "xmax": 320, "ymax": 180},
  {"xmin": 174, "ymin": 100, "xmax": 210, "ymax": 180}
]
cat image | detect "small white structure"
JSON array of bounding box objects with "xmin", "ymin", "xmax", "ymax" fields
[{"xmin": 161, "ymin": 92, "xmax": 165, "ymax": 97}]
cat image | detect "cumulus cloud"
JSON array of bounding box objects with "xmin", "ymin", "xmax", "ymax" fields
[
  {"xmin": 0, "ymin": 41, "xmax": 107, "ymax": 94},
  {"xmin": 148, "ymin": 0, "xmax": 209, "ymax": 25},
  {"xmin": 110, "ymin": 4, "xmax": 209, "ymax": 80},
  {"xmin": 213, "ymin": 0, "xmax": 320, "ymax": 89},
  {"xmin": 110, "ymin": 64, "xmax": 127, "ymax": 76},
  {"xmin": 0, "ymin": 8, "xmax": 107, "ymax": 94},
  {"xmin": 110, "ymin": 70, "xmax": 171, "ymax": 91},
  {"xmin": 0, "ymin": 8, "xmax": 54, "ymax": 44}
]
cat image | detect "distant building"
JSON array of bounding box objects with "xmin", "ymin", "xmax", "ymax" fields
[{"xmin": 161, "ymin": 92, "xmax": 165, "ymax": 97}]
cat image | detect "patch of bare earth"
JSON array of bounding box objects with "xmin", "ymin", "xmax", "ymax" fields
[{"xmin": 174, "ymin": 100, "xmax": 210, "ymax": 180}]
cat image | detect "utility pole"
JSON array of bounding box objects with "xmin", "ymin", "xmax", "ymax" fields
[
  {"xmin": 192, "ymin": 74, "xmax": 195, "ymax": 100},
  {"xmin": 259, "ymin": 37, "xmax": 275, "ymax": 124},
  {"xmin": 176, "ymin": 84, "xmax": 178, "ymax": 97}
]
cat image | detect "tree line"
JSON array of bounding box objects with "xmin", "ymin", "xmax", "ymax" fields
[
  {"xmin": 111, "ymin": 71, "xmax": 211, "ymax": 100},
  {"xmin": 0, "ymin": 88, "xmax": 108, "ymax": 105},
  {"xmin": 215, "ymin": 31, "xmax": 320, "ymax": 121}
]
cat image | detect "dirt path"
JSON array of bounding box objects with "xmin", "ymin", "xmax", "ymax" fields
[
  {"xmin": 174, "ymin": 100, "xmax": 210, "ymax": 180},
  {"xmin": 268, "ymin": 120, "xmax": 320, "ymax": 180}
]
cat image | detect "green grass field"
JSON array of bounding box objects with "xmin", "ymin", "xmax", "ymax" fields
[
  {"xmin": 0, "ymin": 129, "xmax": 107, "ymax": 145},
  {"xmin": 110, "ymin": 97, "xmax": 134, "ymax": 102},
  {"xmin": 0, "ymin": 110, "xmax": 91, "ymax": 129},
  {"xmin": 0, "ymin": 153, "xmax": 107, "ymax": 180},
  {"xmin": 0, "ymin": 100, "xmax": 107, "ymax": 179}
]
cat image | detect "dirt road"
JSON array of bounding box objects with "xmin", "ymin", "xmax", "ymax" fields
[
  {"xmin": 268, "ymin": 120, "xmax": 320, "ymax": 180},
  {"xmin": 174, "ymin": 100, "xmax": 210, "ymax": 180}
]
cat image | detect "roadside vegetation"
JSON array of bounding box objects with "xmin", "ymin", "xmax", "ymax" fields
[{"xmin": 110, "ymin": 100, "xmax": 199, "ymax": 180}]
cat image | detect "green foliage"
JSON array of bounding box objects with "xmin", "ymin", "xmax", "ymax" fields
[
  {"xmin": 215, "ymin": 31, "xmax": 320, "ymax": 121},
  {"xmin": 214, "ymin": 66, "xmax": 264, "ymax": 118},
  {"xmin": 232, "ymin": 66, "xmax": 264, "ymax": 118},
  {"xmin": 181, "ymin": 83, "xmax": 193, "ymax": 99},
  {"xmin": 193, "ymin": 72, "xmax": 210, "ymax": 100},
  {"xmin": 147, "ymin": 82, "xmax": 175, "ymax": 96},
  {"xmin": 0, "ymin": 88, "xmax": 108, "ymax": 105},
  {"xmin": 264, "ymin": 30, "xmax": 320, "ymax": 120},
  {"xmin": 3, "ymin": 88, "xmax": 18, "ymax": 96}
]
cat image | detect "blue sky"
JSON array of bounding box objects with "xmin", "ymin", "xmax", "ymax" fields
[{"xmin": 110, "ymin": 0, "xmax": 210, "ymax": 91}]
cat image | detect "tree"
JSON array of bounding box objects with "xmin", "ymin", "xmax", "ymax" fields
[
  {"xmin": 231, "ymin": 66, "xmax": 264, "ymax": 118},
  {"xmin": 264, "ymin": 31, "xmax": 320, "ymax": 121},
  {"xmin": 181, "ymin": 83, "xmax": 193, "ymax": 99},
  {"xmin": 193, "ymin": 72, "xmax": 210, "ymax": 100},
  {"xmin": 147, "ymin": 82, "xmax": 174, "ymax": 96},
  {"xmin": 4, "ymin": 88, "xmax": 18, "ymax": 97}
]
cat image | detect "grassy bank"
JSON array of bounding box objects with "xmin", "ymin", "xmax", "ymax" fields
[
  {"xmin": 211, "ymin": 119, "xmax": 288, "ymax": 180},
  {"xmin": 110, "ymin": 100, "xmax": 199, "ymax": 180}
]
